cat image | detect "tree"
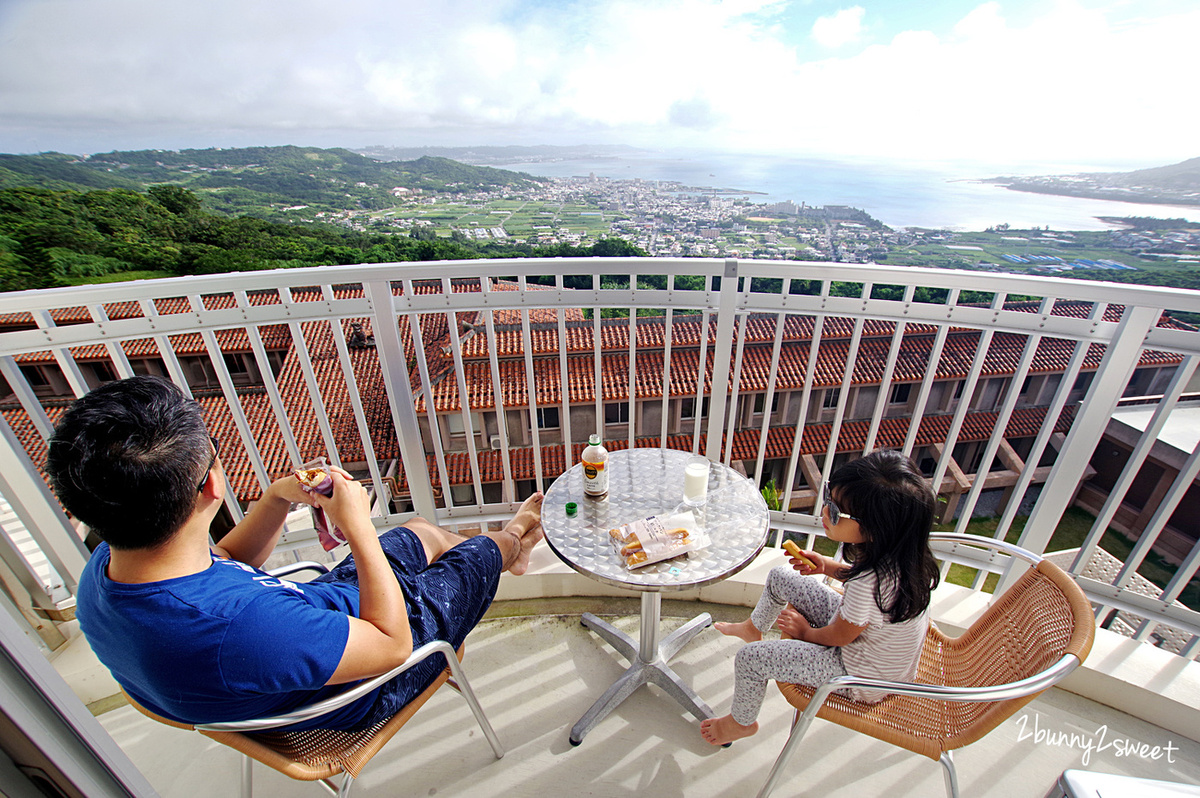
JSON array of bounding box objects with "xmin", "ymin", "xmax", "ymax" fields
[
  {"xmin": 590, "ymin": 237, "xmax": 645, "ymax": 258},
  {"xmin": 148, "ymin": 184, "xmax": 201, "ymax": 215}
]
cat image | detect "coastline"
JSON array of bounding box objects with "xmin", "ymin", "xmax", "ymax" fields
[
  {"xmin": 494, "ymin": 153, "xmax": 1200, "ymax": 231},
  {"xmin": 992, "ymin": 180, "xmax": 1200, "ymax": 209}
]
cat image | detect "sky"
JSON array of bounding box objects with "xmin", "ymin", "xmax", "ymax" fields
[{"xmin": 0, "ymin": 0, "xmax": 1197, "ymax": 171}]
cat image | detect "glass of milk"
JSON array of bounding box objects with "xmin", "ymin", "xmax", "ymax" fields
[{"xmin": 682, "ymin": 455, "xmax": 710, "ymax": 505}]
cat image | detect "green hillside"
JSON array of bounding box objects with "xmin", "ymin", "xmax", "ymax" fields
[
  {"xmin": 1105, "ymin": 157, "xmax": 1200, "ymax": 192},
  {"xmin": 0, "ymin": 146, "xmax": 545, "ymax": 217},
  {"xmin": 0, "ymin": 153, "xmax": 144, "ymax": 192},
  {"xmin": 988, "ymin": 157, "xmax": 1200, "ymax": 206}
]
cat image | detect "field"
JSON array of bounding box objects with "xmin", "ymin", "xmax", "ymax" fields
[
  {"xmin": 367, "ymin": 197, "xmax": 630, "ymax": 241},
  {"xmin": 889, "ymin": 228, "xmax": 1198, "ymax": 275}
]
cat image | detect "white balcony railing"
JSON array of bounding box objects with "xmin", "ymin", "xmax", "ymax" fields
[{"xmin": 1, "ymin": 258, "xmax": 1199, "ymax": 664}]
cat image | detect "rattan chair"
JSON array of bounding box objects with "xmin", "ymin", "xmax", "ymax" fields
[
  {"xmin": 756, "ymin": 533, "xmax": 1095, "ymax": 798},
  {"xmin": 122, "ymin": 561, "xmax": 504, "ymax": 797}
]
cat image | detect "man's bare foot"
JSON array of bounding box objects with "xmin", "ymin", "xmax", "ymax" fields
[
  {"xmin": 700, "ymin": 714, "xmax": 759, "ymax": 746},
  {"xmin": 504, "ymin": 492, "xmax": 544, "ymax": 575},
  {"xmin": 713, "ymin": 618, "xmax": 762, "ymax": 643}
]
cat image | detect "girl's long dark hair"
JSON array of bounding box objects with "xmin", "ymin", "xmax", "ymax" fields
[{"xmin": 829, "ymin": 450, "xmax": 940, "ymax": 623}]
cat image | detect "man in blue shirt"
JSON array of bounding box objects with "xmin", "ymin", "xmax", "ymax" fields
[{"xmin": 47, "ymin": 375, "xmax": 544, "ymax": 730}]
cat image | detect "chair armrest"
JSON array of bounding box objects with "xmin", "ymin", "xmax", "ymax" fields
[
  {"xmin": 794, "ymin": 653, "xmax": 1083, "ymax": 726},
  {"xmin": 195, "ymin": 639, "xmax": 460, "ymax": 732},
  {"xmin": 266, "ymin": 561, "xmax": 331, "ymax": 579},
  {"xmin": 929, "ymin": 532, "xmax": 1043, "ymax": 567}
]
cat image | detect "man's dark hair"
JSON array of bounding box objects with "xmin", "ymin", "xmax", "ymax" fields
[{"xmin": 46, "ymin": 376, "xmax": 213, "ymax": 550}]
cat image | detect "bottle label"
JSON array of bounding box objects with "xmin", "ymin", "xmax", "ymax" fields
[{"xmin": 582, "ymin": 459, "xmax": 607, "ymax": 495}]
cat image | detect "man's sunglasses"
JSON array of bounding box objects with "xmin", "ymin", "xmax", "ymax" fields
[
  {"xmin": 198, "ymin": 436, "xmax": 220, "ymax": 492},
  {"xmin": 822, "ymin": 482, "xmax": 858, "ymax": 525}
]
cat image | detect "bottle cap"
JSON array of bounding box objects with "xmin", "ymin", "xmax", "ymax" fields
[
  {"xmin": 588, "ymin": 433, "xmax": 600, "ymax": 445},
  {"xmin": 565, "ymin": 502, "xmax": 578, "ymax": 517}
]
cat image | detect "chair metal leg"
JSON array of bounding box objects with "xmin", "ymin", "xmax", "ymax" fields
[
  {"xmin": 756, "ymin": 707, "xmax": 820, "ymax": 798},
  {"xmin": 939, "ymin": 750, "xmax": 959, "ymax": 798},
  {"xmin": 336, "ymin": 772, "xmax": 355, "ymax": 797},
  {"xmin": 442, "ymin": 647, "xmax": 505, "ymax": 759},
  {"xmin": 241, "ymin": 756, "xmax": 252, "ymax": 798}
]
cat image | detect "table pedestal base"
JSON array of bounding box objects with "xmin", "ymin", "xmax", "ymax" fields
[{"xmin": 569, "ymin": 592, "xmax": 714, "ymax": 745}]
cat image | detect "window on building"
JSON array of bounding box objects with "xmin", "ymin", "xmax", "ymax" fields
[
  {"xmin": 223, "ymin": 353, "xmax": 251, "ymax": 381},
  {"xmin": 1124, "ymin": 368, "xmax": 1151, "ymax": 397},
  {"xmin": 85, "ymin": 360, "xmax": 119, "ymax": 387},
  {"xmin": 536, "ymin": 407, "xmax": 560, "ymax": 429},
  {"xmin": 265, "ymin": 350, "xmax": 286, "ymax": 377},
  {"xmin": 954, "ymin": 381, "xmax": 965, "ymax": 399},
  {"xmin": 604, "ymin": 402, "xmax": 630, "ymax": 424},
  {"xmin": 446, "ymin": 412, "xmax": 481, "ymax": 436},
  {"xmin": 93, "ymin": 361, "xmax": 118, "ymax": 382},
  {"xmin": 185, "ymin": 357, "xmax": 213, "ymax": 387},
  {"xmin": 753, "ymin": 393, "xmax": 781, "ymax": 414},
  {"xmin": 17, "ymin": 364, "xmax": 70, "ymax": 396},
  {"xmin": 681, "ymin": 398, "xmax": 695, "ymax": 419},
  {"xmin": 131, "ymin": 358, "xmax": 166, "ymax": 378},
  {"xmin": 890, "ymin": 383, "xmax": 911, "ymax": 405},
  {"xmin": 19, "ymin": 365, "xmax": 50, "ymax": 388},
  {"xmin": 822, "ymin": 389, "xmax": 839, "ymax": 409}
]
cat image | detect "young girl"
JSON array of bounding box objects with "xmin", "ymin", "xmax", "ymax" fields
[{"xmin": 700, "ymin": 449, "xmax": 940, "ymax": 746}]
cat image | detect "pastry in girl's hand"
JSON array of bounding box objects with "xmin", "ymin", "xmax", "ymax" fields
[{"xmin": 783, "ymin": 540, "xmax": 817, "ymax": 570}]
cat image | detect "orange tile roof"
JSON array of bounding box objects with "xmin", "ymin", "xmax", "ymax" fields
[
  {"xmin": 413, "ymin": 328, "xmax": 1178, "ymax": 413},
  {"xmin": 430, "ymin": 405, "xmax": 1078, "ymax": 485},
  {"xmin": 457, "ymin": 313, "xmax": 927, "ymax": 359},
  {"xmin": 13, "ymin": 327, "xmax": 296, "ymax": 365},
  {"xmin": 454, "ymin": 300, "xmax": 1192, "ymax": 361},
  {"xmin": 3, "ymin": 290, "xmax": 1186, "ymax": 503}
]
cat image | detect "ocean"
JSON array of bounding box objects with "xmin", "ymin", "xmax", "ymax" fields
[{"xmin": 493, "ymin": 151, "xmax": 1200, "ymax": 232}]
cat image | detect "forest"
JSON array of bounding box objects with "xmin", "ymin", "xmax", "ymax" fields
[{"xmin": 0, "ymin": 184, "xmax": 644, "ymax": 293}]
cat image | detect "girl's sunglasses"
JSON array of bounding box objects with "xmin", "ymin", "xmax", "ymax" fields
[{"xmin": 822, "ymin": 482, "xmax": 858, "ymax": 525}]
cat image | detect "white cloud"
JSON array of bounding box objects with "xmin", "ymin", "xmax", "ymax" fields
[
  {"xmin": 811, "ymin": 6, "xmax": 865, "ymax": 48},
  {"xmin": 718, "ymin": 1, "xmax": 1200, "ymax": 165},
  {"xmin": 0, "ymin": 0, "xmax": 1196, "ymax": 167},
  {"xmin": 952, "ymin": 2, "xmax": 1007, "ymax": 41}
]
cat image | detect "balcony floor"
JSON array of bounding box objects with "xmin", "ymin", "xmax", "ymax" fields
[{"xmin": 95, "ymin": 598, "xmax": 1200, "ymax": 798}]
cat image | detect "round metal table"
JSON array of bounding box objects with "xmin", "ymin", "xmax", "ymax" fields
[{"xmin": 542, "ymin": 448, "xmax": 769, "ymax": 745}]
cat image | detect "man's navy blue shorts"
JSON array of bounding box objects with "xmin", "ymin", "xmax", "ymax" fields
[{"xmin": 312, "ymin": 526, "xmax": 502, "ymax": 729}]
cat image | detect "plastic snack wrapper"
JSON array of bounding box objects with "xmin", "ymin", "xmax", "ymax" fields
[
  {"xmin": 294, "ymin": 457, "xmax": 346, "ymax": 551},
  {"xmin": 608, "ymin": 510, "xmax": 709, "ymax": 570}
]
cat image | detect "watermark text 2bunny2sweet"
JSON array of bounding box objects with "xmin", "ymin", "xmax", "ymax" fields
[{"xmin": 1015, "ymin": 712, "xmax": 1179, "ymax": 767}]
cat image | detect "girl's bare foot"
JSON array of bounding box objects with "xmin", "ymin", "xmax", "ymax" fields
[
  {"xmin": 713, "ymin": 618, "xmax": 762, "ymax": 643},
  {"xmin": 700, "ymin": 714, "xmax": 759, "ymax": 745},
  {"xmin": 504, "ymin": 492, "xmax": 544, "ymax": 575}
]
